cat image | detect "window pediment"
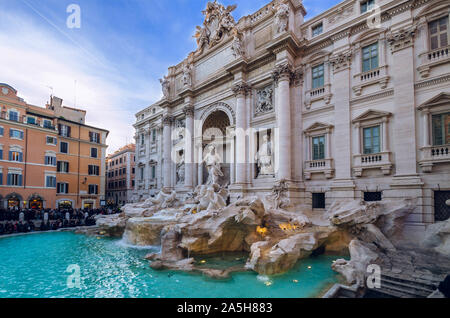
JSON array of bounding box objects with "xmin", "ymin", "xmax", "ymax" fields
[
  {"xmin": 304, "ymin": 122, "xmax": 334, "ymax": 135},
  {"xmin": 418, "ymin": 92, "xmax": 450, "ymax": 111},
  {"xmin": 352, "ymin": 109, "xmax": 391, "ymax": 124}
]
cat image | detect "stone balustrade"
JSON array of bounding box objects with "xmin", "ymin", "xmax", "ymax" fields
[
  {"xmin": 352, "ymin": 65, "xmax": 389, "ymax": 96},
  {"xmin": 304, "ymin": 158, "xmax": 334, "ymax": 180},
  {"xmin": 418, "ymin": 45, "xmax": 450, "ymax": 78},
  {"xmin": 420, "ymin": 145, "xmax": 450, "ymax": 172},
  {"xmin": 353, "ymin": 152, "xmax": 392, "ymax": 177}
]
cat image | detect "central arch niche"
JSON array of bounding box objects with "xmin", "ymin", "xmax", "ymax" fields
[{"xmin": 201, "ymin": 110, "xmax": 232, "ymax": 186}]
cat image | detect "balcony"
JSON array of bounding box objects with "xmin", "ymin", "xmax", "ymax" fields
[
  {"xmin": 352, "ymin": 65, "xmax": 389, "ymax": 96},
  {"xmin": 353, "ymin": 152, "xmax": 392, "ymax": 177},
  {"xmin": 304, "ymin": 84, "xmax": 332, "ymax": 109},
  {"xmin": 419, "ymin": 145, "xmax": 450, "ymax": 172},
  {"xmin": 418, "ymin": 46, "xmax": 450, "ymax": 78},
  {"xmin": 304, "ymin": 158, "xmax": 334, "ymax": 180}
]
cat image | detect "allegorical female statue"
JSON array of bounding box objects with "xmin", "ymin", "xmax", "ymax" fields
[
  {"xmin": 255, "ymin": 134, "xmax": 274, "ymax": 176},
  {"xmin": 202, "ymin": 144, "xmax": 224, "ymax": 185}
]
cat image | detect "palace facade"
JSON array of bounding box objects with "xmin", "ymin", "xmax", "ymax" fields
[
  {"xmin": 134, "ymin": 0, "xmax": 450, "ymax": 234},
  {"xmin": 0, "ymin": 84, "xmax": 109, "ymax": 209},
  {"xmin": 106, "ymin": 144, "xmax": 136, "ymax": 206}
]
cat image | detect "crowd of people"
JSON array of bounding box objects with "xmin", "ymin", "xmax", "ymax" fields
[{"xmin": 0, "ymin": 207, "xmax": 121, "ymax": 236}]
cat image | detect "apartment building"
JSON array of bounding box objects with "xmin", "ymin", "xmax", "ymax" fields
[
  {"xmin": 0, "ymin": 84, "xmax": 109, "ymax": 209},
  {"xmin": 106, "ymin": 144, "xmax": 136, "ymax": 206}
]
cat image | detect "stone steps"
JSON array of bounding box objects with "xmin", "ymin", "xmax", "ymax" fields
[{"xmin": 370, "ymin": 272, "xmax": 439, "ymax": 298}]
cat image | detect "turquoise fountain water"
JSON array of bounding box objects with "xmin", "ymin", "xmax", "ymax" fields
[{"xmin": 0, "ymin": 232, "xmax": 343, "ymax": 298}]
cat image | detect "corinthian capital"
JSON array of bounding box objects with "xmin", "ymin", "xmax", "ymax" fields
[
  {"xmin": 272, "ymin": 63, "xmax": 293, "ymax": 84},
  {"xmin": 183, "ymin": 105, "xmax": 195, "ymax": 118},
  {"xmin": 232, "ymin": 83, "xmax": 251, "ymax": 97},
  {"xmin": 162, "ymin": 115, "xmax": 174, "ymax": 126},
  {"xmin": 330, "ymin": 50, "xmax": 352, "ymax": 73},
  {"xmin": 387, "ymin": 26, "xmax": 416, "ymax": 53}
]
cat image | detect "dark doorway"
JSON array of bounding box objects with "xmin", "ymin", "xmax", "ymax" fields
[{"xmin": 434, "ymin": 191, "xmax": 450, "ymax": 222}]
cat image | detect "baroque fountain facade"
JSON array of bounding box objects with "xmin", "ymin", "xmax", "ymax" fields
[{"xmin": 119, "ymin": 0, "xmax": 450, "ymax": 296}]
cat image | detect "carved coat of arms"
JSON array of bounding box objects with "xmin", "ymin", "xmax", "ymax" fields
[{"xmin": 193, "ymin": 1, "xmax": 237, "ymax": 53}]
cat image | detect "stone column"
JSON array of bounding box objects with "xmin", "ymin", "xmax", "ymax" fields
[
  {"xmin": 273, "ymin": 64, "xmax": 292, "ymax": 181},
  {"xmin": 162, "ymin": 116, "xmax": 173, "ymax": 188},
  {"xmin": 232, "ymin": 83, "xmax": 250, "ymax": 185},
  {"xmin": 184, "ymin": 106, "xmax": 194, "ymax": 189}
]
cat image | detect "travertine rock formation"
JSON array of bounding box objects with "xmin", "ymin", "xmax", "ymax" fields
[{"xmin": 422, "ymin": 218, "xmax": 450, "ymax": 255}]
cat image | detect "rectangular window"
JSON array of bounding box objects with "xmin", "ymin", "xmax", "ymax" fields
[
  {"xmin": 27, "ymin": 117, "xmax": 37, "ymax": 125},
  {"xmin": 364, "ymin": 192, "xmax": 382, "ymax": 202},
  {"xmin": 57, "ymin": 183, "xmax": 69, "ymax": 194},
  {"xmin": 140, "ymin": 167, "xmax": 144, "ymax": 181},
  {"xmin": 9, "ymin": 111, "xmax": 19, "ymax": 122},
  {"xmin": 46, "ymin": 176, "xmax": 56, "ymax": 188},
  {"xmin": 312, "ymin": 193, "xmax": 326, "ymax": 209},
  {"xmin": 88, "ymin": 184, "xmax": 99, "ymax": 195},
  {"xmin": 432, "ymin": 112, "xmax": 450, "ymax": 146},
  {"xmin": 362, "ymin": 42, "xmax": 379, "ymax": 72},
  {"xmin": 7, "ymin": 173, "xmax": 22, "ymax": 186},
  {"xmin": 43, "ymin": 120, "xmax": 53, "ymax": 129},
  {"xmin": 91, "ymin": 147, "xmax": 98, "ymax": 158},
  {"xmin": 10, "ymin": 129, "xmax": 24, "ymax": 140},
  {"xmin": 60, "ymin": 142, "xmax": 68, "ymax": 154},
  {"xmin": 57, "ymin": 161, "xmax": 69, "ymax": 173},
  {"xmin": 58, "ymin": 124, "xmax": 71, "ymax": 137},
  {"xmin": 89, "ymin": 132, "xmax": 100, "ymax": 143},
  {"xmin": 152, "ymin": 129, "xmax": 157, "ymax": 142},
  {"xmin": 361, "ymin": 0, "xmax": 375, "ymax": 14},
  {"xmin": 429, "ymin": 16, "xmax": 449, "ymax": 50},
  {"xmin": 141, "ymin": 134, "xmax": 145, "ymax": 145},
  {"xmin": 312, "ymin": 64, "xmax": 325, "ymax": 89},
  {"xmin": 9, "ymin": 151, "xmax": 23, "ymax": 162},
  {"xmin": 0, "ymin": 173, "xmax": 2, "ymax": 185},
  {"xmin": 88, "ymin": 165, "xmax": 100, "ymax": 176},
  {"xmin": 312, "ymin": 23, "xmax": 323, "ymax": 37},
  {"xmin": 0, "ymin": 126, "xmax": 3, "ymax": 136},
  {"xmin": 45, "ymin": 156, "xmax": 57, "ymax": 166},
  {"xmin": 363, "ymin": 126, "xmax": 381, "ymax": 154},
  {"xmin": 312, "ymin": 136, "xmax": 326, "ymax": 160},
  {"xmin": 46, "ymin": 136, "xmax": 57, "ymax": 145},
  {"xmin": 151, "ymin": 166, "xmax": 156, "ymax": 179},
  {"xmin": 0, "ymin": 149, "xmax": 2, "ymax": 160}
]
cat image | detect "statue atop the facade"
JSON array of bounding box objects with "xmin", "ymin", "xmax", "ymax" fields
[
  {"xmin": 202, "ymin": 144, "xmax": 224, "ymax": 185},
  {"xmin": 182, "ymin": 62, "xmax": 192, "ymax": 88},
  {"xmin": 159, "ymin": 76, "xmax": 170, "ymax": 99},
  {"xmin": 255, "ymin": 134, "xmax": 274, "ymax": 176},
  {"xmin": 193, "ymin": 1, "xmax": 237, "ymax": 53},
  {"xmin": 231, "ymin": 28, "xmax": 245, "ymax": 59},
  {"xmin": 274, "ymin": 2, "xmax": 290, "ymax": 35}
]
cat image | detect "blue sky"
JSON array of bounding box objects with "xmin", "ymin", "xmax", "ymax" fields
[{"xmin": 0, "ymin": 0, "xmax": 341, "ymax": 153}]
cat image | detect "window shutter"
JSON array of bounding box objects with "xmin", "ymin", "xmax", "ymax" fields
[
  {"xmin": 89, "ymin": 132, "xmax": 92, "ymax": 142},
  {"xmin": 20, "ymin": 131, "xmax": 24, "ymax": 139},
  {"xmin": 9, "ymin": 151, "xmax": 12, "ymax": 161},
  {"xmin": 67, "ymin": 126, "xmax": 71, "ymax": 137},
  {"xmin": 7, "ymin": 174, "xmax": 11, "ymax": 185},
  {"xmin": 88, "ymin": 165, "xmax": 92, "ymax": 175},
  {"xmin": 0, "ymin": 173, "xmax": 2, "ymax": 185},
  {"xmin": 0, "ymin": 149, "xmax": 2, "ymax": 160},
  {"xmin": 19, "ymin": 152, "xmax": 23, "ymax": 162},
  {"xmin": 18, "ymin": 175, "xmax": 23, "ymax": 186}
]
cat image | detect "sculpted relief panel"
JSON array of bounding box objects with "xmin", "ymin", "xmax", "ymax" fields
[{"xmin": 255, "ymin": 85, "xmax": 274, "ymax": 116}]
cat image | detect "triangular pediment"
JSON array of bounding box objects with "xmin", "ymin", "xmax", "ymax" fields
[
  {"xmin": 352, "ymin": 109, "xmax": 391, "ymax": 123},
  {"xmin": 304, "ymin": 122, "xmax": 334, "ymax": 133},
  {"xmin": 418, "ymin": 93, "xmax": 450, "ymax": 110}
]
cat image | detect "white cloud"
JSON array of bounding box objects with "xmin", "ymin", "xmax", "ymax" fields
[{"xmin": 0, "ymin": 7, "xmax": 160, "ymax": 154}]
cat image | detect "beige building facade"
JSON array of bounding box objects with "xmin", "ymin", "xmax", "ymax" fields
[{"xmin": 134, "ymin": 0, "xmax": 450, "ymax": 235}]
